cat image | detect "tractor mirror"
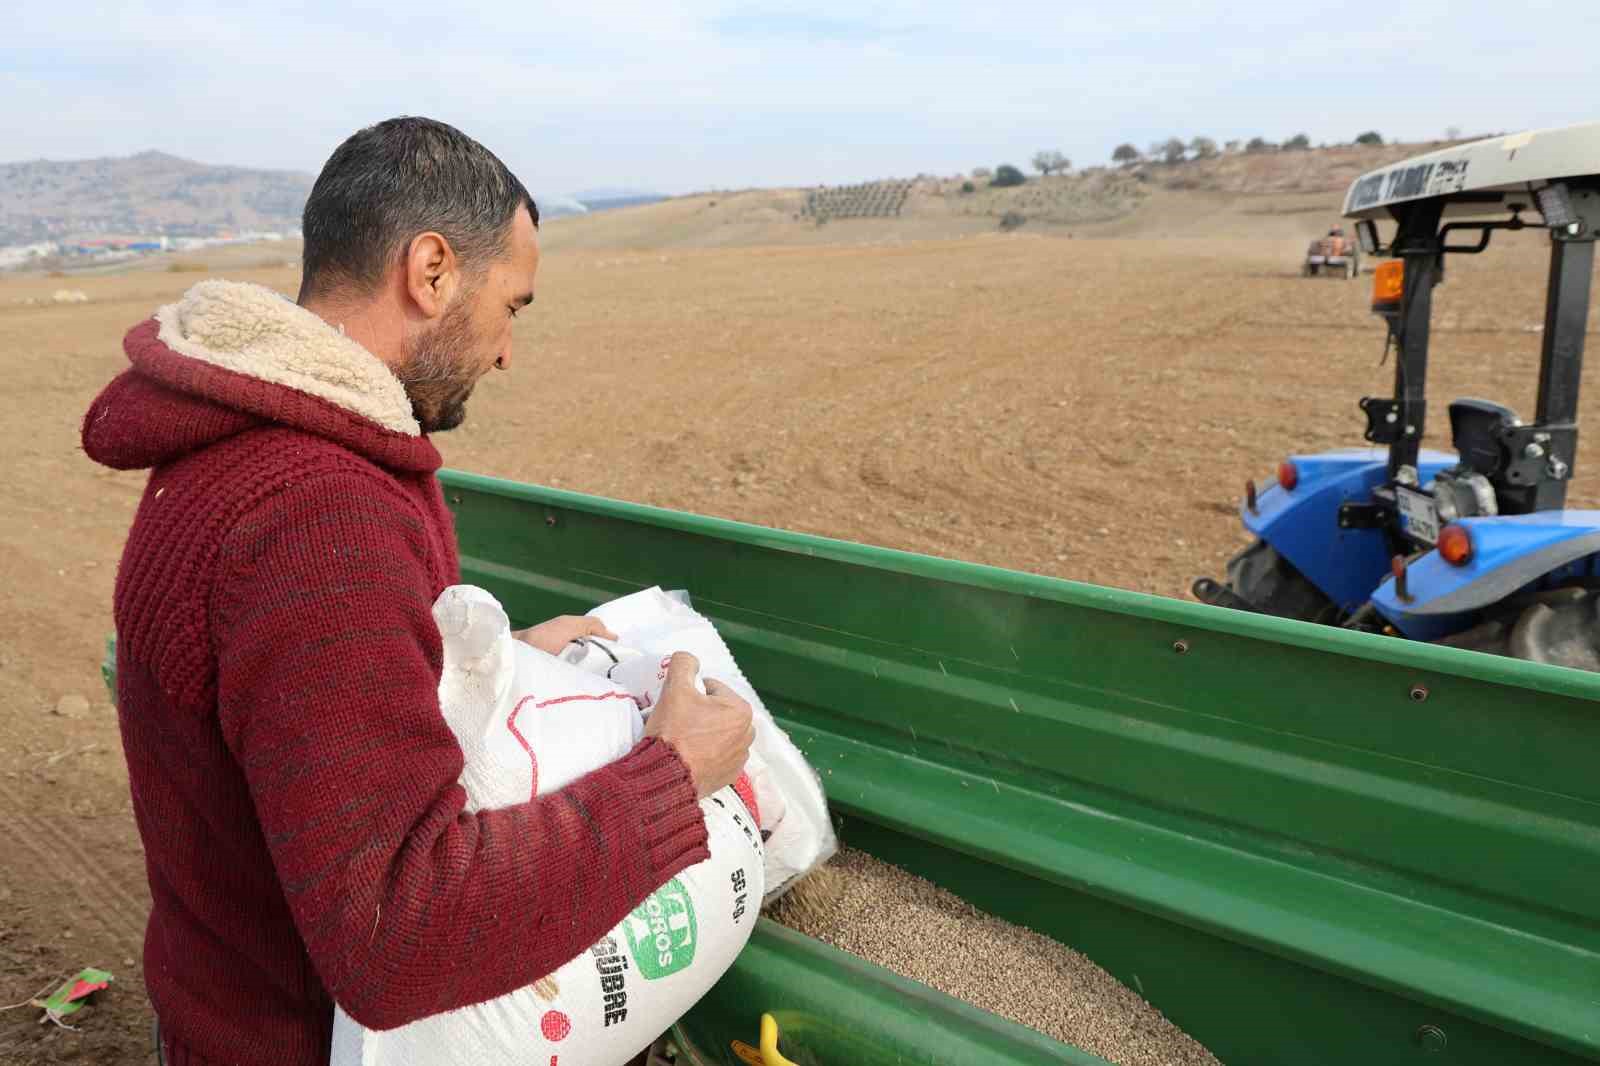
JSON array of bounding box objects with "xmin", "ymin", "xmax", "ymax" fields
[{"xmin": 1355, "ymin": 220, "xmax": 1381, "ymax": 255}]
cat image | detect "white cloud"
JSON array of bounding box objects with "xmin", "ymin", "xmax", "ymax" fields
[{"xmin": 3, "ymin": 1, "xmax": 1598, "ymax": 194}]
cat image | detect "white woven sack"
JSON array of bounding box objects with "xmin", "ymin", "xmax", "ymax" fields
[{"xmin": 331, "ymin": 586, "xmax": 763, "ymax": 1066}]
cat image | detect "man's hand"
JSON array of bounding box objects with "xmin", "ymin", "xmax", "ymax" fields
[
  {"xmin": 644, "ymin": 652, "xmax": 755, "ymax": 799},
  {"xmin": 513, "ymin": 616, "xmax": 619, "ymax": 656}
]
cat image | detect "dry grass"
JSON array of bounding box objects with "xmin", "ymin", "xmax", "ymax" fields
[{"xmin": 928, "ymin": 168, "xmax": 1150, "ymax": 227}]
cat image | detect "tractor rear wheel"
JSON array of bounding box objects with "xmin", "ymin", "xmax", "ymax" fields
[
  {"xmin": 1436, "ymin": 586, "xmax": 1600, "ymax": 671},
  {"xmin": 1218, "ymin": 539, "xmax": 1341, "ymax": 624}
]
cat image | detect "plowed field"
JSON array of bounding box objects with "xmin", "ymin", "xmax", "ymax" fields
[{"xmin": 2, "ymin": 228, "xmax": 1593, "ymax": 1062}]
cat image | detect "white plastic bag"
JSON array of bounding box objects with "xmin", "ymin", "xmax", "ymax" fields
[
  {"xmin": 562, "ymin": 587, "xmax": 837, "ymax": 902},
  {"xmin": 331, "ymin": 586, "xmax": 764, "ymax": 1066}
]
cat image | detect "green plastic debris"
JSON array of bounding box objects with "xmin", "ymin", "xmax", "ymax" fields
[
  {"xmin": 36, "ymin": 968, "xmax": 113, "ymax": 1026},
  {"xmin": 101, "ymin": 635, "xmax": 116, "ymax": 707}
]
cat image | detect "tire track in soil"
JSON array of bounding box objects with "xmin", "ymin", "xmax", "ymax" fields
[{"xmin": 0, "ymin": 777, "xmax": 146, "ymax": 950}]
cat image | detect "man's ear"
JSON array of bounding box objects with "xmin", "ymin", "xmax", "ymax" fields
[{"xmin": 403, "ymin": 231, "xmax": 457, "ymax": 320}]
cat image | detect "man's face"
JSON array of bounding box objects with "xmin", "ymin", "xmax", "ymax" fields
[{"xmin": 397, "ymin": 208, "xmax": 540, "ymax": 433}]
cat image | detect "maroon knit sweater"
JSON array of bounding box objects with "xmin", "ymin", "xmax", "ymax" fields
[{"xmin": 82, "ymin": 285, "xmax": 708, "ymax": 1066}]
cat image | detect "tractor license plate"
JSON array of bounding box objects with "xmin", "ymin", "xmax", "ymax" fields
[{"xmin": 1395, "ymin": 487, "xmax": 1439, "ymax": 544}]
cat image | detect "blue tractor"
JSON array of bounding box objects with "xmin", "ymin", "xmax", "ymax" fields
[{"xmin": 1195, "ymin": 122, "xmax": 1600, "ymax": 669}]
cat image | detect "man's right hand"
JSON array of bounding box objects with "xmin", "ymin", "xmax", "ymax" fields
[{"xmin": 644, "ymin": 652, "xmax": 755, "ymax": 799}]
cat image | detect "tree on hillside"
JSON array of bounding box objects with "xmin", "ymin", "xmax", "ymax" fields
[
  {"xmin": 1445, "ymin": 125, "xmax": 1462, "ymax": 141},
  {"xmin": 1189, "ymin": 136, "xmax": 1219, "ymax": 159},
  {"xmin": 1032, "ymin": 149, "xmax": 1071, "ymax": 176},
  {"xmin": 1245, "ymin": 137, "xmax": 1275, "ymax": 153},
  {"xmin": 991, "ymin": 164, "xmax": 1026, "ymax": 187},
  {"xmin": 1284, "ymin": 133, "xmax": 1311, "ymax": 150},
  {"xmin": 1355, "ymin": 131, "xmax": 1383, "ymax": 146},
  {"xmin": 1223, "ymin": 140, "xmax": 1242, "ymax": 154},
  {"xmin": 1161, "ymin": 137, "xmax": 1187, "ymax": 165},
  {"xmin": 971, "ymin": 166, "xmax": 992, "ymax": 179},
  {"xmin": 1111, "ymin": 143, "xmax": 1141, "ymax": 166}
]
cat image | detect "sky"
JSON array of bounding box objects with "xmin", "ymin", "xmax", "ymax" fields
[{"xmin": 4, "ymin": 1, "xmax": 1599, "ymax": 200}]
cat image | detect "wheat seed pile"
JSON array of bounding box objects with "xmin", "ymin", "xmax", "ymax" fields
[{"xmin": 768, "ymin": 849, "xmax": 1221, "ymax": 1066}]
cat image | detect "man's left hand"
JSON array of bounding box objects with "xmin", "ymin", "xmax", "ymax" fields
[{"xmin": 513, "ymin": 616, "xmax": 620, "ymax": 656}]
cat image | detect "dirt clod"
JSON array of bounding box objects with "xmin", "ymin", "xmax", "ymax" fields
[{"xmin": 53, "ymin": 694, "xmax": 89, "ymax": 718}]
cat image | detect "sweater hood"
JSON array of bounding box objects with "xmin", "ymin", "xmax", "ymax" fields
[{"xmin": 82, "ymin": 280, "xmax": 439, "ymax": 473}]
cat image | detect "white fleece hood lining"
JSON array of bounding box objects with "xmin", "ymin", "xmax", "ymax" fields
[{"xmin": 153, "ymin": 280, "xmax": 420, "ymax": 436}]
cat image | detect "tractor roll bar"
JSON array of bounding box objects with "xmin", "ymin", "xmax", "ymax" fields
[
  {"xmin": 1379, "ymin": 199, "xmax": 1445, "ymax": 479},
  {"xmin": 1373, "ymin": 195, "xmax": 1596, "ymax": 509}
]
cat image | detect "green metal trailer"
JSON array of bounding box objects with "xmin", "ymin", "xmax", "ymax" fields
[
  {"xmin": 101, "ymin": 468, "xmax": 1600, "ymax": 1063},
  {"xmin": 439, "ymin": 470, "xmax": 1600, "ymax": 1066}
]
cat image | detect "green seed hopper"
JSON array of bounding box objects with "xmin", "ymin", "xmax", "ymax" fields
[
  {"xmin": 439, "ymin": 471, "xmax": 1599, "ymax": 1066},
  {"xmin": 99, "ymin": 469, "xmax": 1600, "ymax": 1063}
]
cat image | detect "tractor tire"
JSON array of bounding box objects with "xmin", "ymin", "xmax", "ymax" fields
[
  {"xmin": 1220, "ymin": 539, "xmax": 1341, "ymax": 624},
  {"xmin": 1436, "ymin": 586, "xmax": 1600, "ymax": 672}
]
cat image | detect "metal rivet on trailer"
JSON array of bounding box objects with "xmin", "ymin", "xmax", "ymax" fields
[
  {"xmin": 1172, "ymin": 640, "xmax": 1190, "ymax": 655},
  {"xmin": 450, "ymin": 494, "xmax": 462, "ymax": 504},
  {"xmin": 545, "ymin": 513, "xmax": 558, "ymax": 527},
  {"xmin": 1409, "ymin": 684, "xmax": 1429, "ymax": 702},
  {"xmin": 1415, "ymin": 1024, "xmax": 1447, "ymax": 1052}
]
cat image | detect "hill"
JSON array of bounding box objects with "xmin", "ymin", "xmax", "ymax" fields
[
  {"xmin": 0, "ymin": 151, "xmax": 312, "ymax": 245},
  {"xmin": 0, "ymin": 149, "xmax": 601, "ymax": 251},
  {"xmin": 542, "ymin": 137, "xmax": 1483, "ymax": 251},
  {"xmin": 0, "ymin": 136, "xmax": 1492, "ymax": 262}
]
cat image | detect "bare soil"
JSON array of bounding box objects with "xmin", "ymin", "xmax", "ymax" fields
[{"xmin": 1, "ymin": 222, "xmax": 1594, "ymax": 1062}]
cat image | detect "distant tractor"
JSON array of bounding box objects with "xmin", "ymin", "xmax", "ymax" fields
[
  {"xmin": 1302, "ymin": 225, "xmax": 1361, "ymax": 277},
  {"xmin": 1197, "ymin": 121, "xmax": 1600, "ymax": 670}
]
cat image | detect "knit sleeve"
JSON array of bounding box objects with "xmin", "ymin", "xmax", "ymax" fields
[{"xmin": 212, "ymin": 472, "xmax": 708, "ymax": 1029}]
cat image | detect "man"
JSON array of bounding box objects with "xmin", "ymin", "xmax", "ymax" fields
[{"xmin": 82, "ymin": 117, "xmax": 754, "ymax": 1065}]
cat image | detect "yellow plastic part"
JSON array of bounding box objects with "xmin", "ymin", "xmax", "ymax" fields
[{"xmin": 759, "ymin": 1013, "xmax": 798, "ymax": 1066}]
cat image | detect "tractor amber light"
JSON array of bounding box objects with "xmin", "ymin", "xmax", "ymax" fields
[
  {"xmin": 1277, "ymin": 460, "xmax": 1300, "ymax": 491},
  {"xmin": 1372, "ymin": 260, "xmax": 1405, "ymax": 308},
  {"xmin": 1438, "ymin": 524, "xmax": 1473, "ymax": 566}
]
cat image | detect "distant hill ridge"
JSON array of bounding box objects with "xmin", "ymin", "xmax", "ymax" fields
[
  {"xmin": 0, "ymin": 150, "xmax": 313, "ymax": 245},
  {"xmin": 536, "ymin": 137, "xmax": 1490, "ymax": 250},
  {"xmin": 1128, "ymin": 137, "xmax": 1479, "ymax": 196},
  {"xmin": 0, "ymin": 150, "xmax": 652, "ymax": 246},
  {"xmin": 0, "ymin": 136, "xmax": 1483, "ymax": 251}
]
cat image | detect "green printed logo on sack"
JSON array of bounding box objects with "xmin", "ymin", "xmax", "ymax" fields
[{"xmin": 623, "ymin": 877, "xmax": 697, "ymax": 979}]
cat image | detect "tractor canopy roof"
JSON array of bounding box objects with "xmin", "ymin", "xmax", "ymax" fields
[{"xmin": 1343, "ymin": 121, "xmax": 1600, "ymax": 221}]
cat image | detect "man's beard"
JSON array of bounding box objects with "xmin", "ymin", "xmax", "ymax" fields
[{"xmin": 394, "ymin": 301, "xmax": 482, "ymax": 434}]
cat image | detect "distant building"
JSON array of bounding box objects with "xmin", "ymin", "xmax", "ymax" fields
[{"xmin": 0, "ymin": 240, "xmax": 60, "ymax": 270}]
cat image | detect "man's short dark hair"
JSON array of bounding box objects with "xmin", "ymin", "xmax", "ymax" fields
[{"xmin": 299, "ymin": 117, "xmax": 538, "ymax": 300}]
